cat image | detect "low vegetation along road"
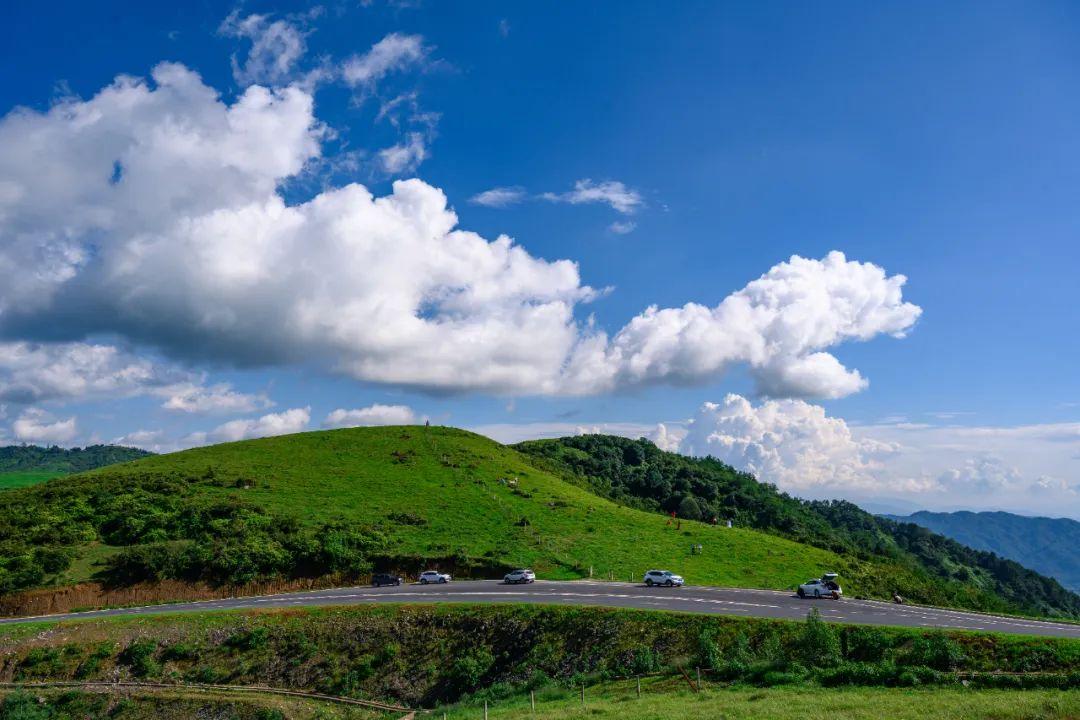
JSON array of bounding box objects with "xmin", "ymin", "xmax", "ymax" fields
[{"xmin": 4, "ymin": 580, "xmax": 1080, "ymax": 638}]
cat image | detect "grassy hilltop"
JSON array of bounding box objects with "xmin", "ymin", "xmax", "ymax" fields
[
  {"xmin": 0, "ymin": 425, "xmax": 1076, "ymax": 620},
  {"xmin": 0, "ymin": 426, "xmax": 842, "ymax": 599}
]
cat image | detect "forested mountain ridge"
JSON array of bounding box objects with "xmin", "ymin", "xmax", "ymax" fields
[
  {"xmin": 885, "ymin": 510, "xmax": 1080, "ymax": 593},
  {"xmin": 515, "ymin": 434, "xmax": 1080, "ymax": 619},
  {"xmin": 0, "ymin": 444, "xmax": 152, "ymax": 473}
]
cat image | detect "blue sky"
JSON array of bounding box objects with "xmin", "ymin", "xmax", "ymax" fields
[{"xmin": 1, "ymin": 1, "xmax": 1078, "ymax": 516}]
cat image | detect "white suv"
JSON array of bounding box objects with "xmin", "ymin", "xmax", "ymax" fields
[
  {"xmin": 643, "ymin": 570, "xmax": 684, "ymax": 587},
  {"xmin": 419, "ymin": 570, "xmax": 451, "ymax": 584},
  {"xmin": 504, "ymin": 568, "xmax": 536, "ymax": 584}
]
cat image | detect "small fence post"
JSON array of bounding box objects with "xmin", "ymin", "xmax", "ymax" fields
[
  {"xmin": 530, "ymin": 689, "xmax": 536, "ymax": 712},
  {"xmin": 697, "ymin": 666, "xmax": 701, "ymax": 687},
  {"xmin": 484, "ymin": 700, "xmax": 488, "ymax": 720},
  {"xmin": 636, "ymin": 676, "xmax": 641, "ymax": 698},
  {"xmin": 581, "ymin": 682, "xmax": 586, "ymax": 706}
]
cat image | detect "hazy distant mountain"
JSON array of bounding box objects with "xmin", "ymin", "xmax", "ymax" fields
[{"xmin": 885, "ymin": 511, "xmax": 1080, "ymax": 593}]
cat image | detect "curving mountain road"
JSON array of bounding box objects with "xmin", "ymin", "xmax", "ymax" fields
[{"xmin": 3, "ymin": 580, "xmax": 1079, "ymax": 638}]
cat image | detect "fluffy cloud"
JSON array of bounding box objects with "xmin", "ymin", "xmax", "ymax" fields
[
  {"xmin": 608, "ymin": 220, "xmax": 636, "ymax": 235},
  {"xmin": 0, "ymin": 341, "xmax": 268, "ymax": 414},
  {"xmin": 469, "ymin": 186, "xmax": 527, "ymax": 208},
  {"xmin": 322, "ymin": 403, "xmax": 416, "ymax": 428},
  {"xmin": 378, "ymin": 131, "xmax": 428, "ymax": 174},
  {"xmin": 160, "ymin": 383, "xmax": 272, "ymax": 414},
  {"xmin": 542, "ymin": 179, "xmax": 643, "ymax": 214},
  {"xmin": 12, "ymin": 408, "xmax": 78, "ymax": 445},
  {"xmin": 219, "ymin": 11, "xmax": 310, "ymax": 87},
  {"xmin": 560, "ymin": 251, "xmax": 920, "ymax": 398},
  {"xmin": 936, "ymin": 455, "xmax": 1023, "ymax": 492},
  {"xmin": 196, "ymin": 407, "xmax": 311, "ymax": 444},
  {"xmin": 678, "ymin": 394, "xmax": 908, "ymax": 493},
  {"xmin": 0, "ymin": 64, "xmax": 917, "ymax": 400},
  {"xmin": 0, "ymin": 342, "xmax": 184, "ymax": 404},
  {"xmin": 342, "ymin": 33, "xmax": 429, "ymax": 95}
]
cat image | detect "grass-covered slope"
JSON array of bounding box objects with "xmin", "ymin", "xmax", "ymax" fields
[
  {"xmin": 516, "ymin": 435, "xmax": 1080, "ymax": 619},
  {"xmin": 0, "ymin": 444, "xmax": 151, "ymax": 490},
  {"xmin": 0, "ymin": 426, "xmax": 845, "ymax": 598}
]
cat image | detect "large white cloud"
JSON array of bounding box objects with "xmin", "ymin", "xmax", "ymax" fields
[
  {"xmin": 0, "ymin": 341, "xmax": 268, "ymax": 414},
  {"xmin": 0, "ymin": 64, "xmax": 918, "ymax": 400},
  {"xmin": 560, "ymin": 251, "xmax": 921, "ymax": 398},
  {"xmin": 12, "ymin": 408, "xmax": 78, "ymax": 445},
  {"xmin": 194, "ymin": 407, "xmax": 311, "ymax": 444},
  {"xmin": 678, "ymin": 394, "xmax": 911, "ymax": 493},
  {"xmin": 322, "ymin": 403, "xmax": 416, "ymax": 428},
  {"xmin": 0, "ymin": 341, "xmax": 183, "ymax": 404}
]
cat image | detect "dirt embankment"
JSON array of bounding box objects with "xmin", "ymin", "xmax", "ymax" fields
[
  {"xmin": 0, "ymin": 555, "xmax": 514, "ymax": 617},
  {"xmin": 0, "ymin": 577, "xmax": 339, "ymax": 617}
]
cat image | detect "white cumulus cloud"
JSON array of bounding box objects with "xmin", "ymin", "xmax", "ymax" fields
[
  {"xmin": 160, "ymin": 383, "xmax": 272, "ymax": 414},
  {"xmin": 0, "ymin": 63, "xmax": 918, "ymax": 401},
  {"xmin": 0, "ymin": 342, "xmax": 184, "ymax": 404},
  {"xmin": 678, "ymin": 394, "xmax": 909, "ymax": 493},
  {"xmin": 12, "ymin": 408, "xmax": 78, "ymax": 445},
  {"xmin": 378, "ymin": 131, "xmax": 428, "ymax": 174},
  {"xmin": 560, "ymin": 251, "xmax": 921, "ymax": 398},
  {"xmin": 322, "ymin": 403, "xmax": 417, "ymax": 428},
  {"xmin": 197, "ymin": 407, "xmax": 311, "ymax": 444}
]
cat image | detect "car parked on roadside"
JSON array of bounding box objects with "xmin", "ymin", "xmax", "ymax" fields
[
  {"xmin": 643, "ymin": 569, "xmax": 684, "ymax": 587},
  {"xmin": 798, "ymin": 573, "xmax": 842, "ymax": 599},
  {"xmin": 504, "ymin": 568, "xmax": 536, "ymax": 584},
  {"xmin": 419, "ymin": 570, "xmax": 451, "ymax": 584},
  {"xmin": 371, "ymin": 573, "xmax": 402, "ymax": 587}
]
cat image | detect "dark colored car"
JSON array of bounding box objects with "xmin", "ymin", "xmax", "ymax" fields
[{"xmin": 372, "ymin": 573, "xmax": 402, "ymax": 587}]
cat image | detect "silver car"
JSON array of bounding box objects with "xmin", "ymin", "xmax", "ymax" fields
[
  {"xmin": 643, "ymin": 569, "xmax": 684, "ymax": 587},
  {"xmin": 504, "ymin": 568, "xmax": 536, "ymax": 584},
  {"xmin": 419, "ymin": 570, "xmax": 451, "ymax": 584}
]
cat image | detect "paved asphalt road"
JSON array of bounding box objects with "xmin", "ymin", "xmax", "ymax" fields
[{"xmin": 3, "ymin": 580, "xmax": 1079, "ymax": 638}]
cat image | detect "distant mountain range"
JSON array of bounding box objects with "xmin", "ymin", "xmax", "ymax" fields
[{"xmin": 885, "ymin": 511, "xmax": 1080, "ymax": 593}]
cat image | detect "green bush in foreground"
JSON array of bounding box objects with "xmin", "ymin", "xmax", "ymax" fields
[{"xmin": 2, "ymin": 604, "xmax": 1078, "ymax": 707}]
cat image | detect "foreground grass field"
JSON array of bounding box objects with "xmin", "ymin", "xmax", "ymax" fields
[
  {"xmin": 448, "ymin": 682, "xmax": 1080, "ymax": 719},
  {"xmin": 4, "ymin": 684, "xmax": 1079, "ymax": 720}
]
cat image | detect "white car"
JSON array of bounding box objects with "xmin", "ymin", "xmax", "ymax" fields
[
  {"xmin": 419, "ymin": 570, "xmax": 451, "ymax": 584},
  {"xmin": 504, "ymin": 568, "xmax": 536, "ymax": 584},
  {"xmin": 798, "ymin": 573, "xmax": 842, "ymax": 599},
  {"xmin": 643, "ymin": 570, "xmax": 684, "ymax": 587}
]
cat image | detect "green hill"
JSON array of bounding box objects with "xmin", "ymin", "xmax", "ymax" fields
[
  {"xmin": 0, "ymin": 444, "xmax": 151, "ymax": 490},
  {"xmin": 0, "ymin": 426, "xmax": 842, "ymax": 598},
  {"xmin": 0, "ymin": 426, "xmax": 1076, "ymax": 621},
  {"xmin": 515, "ymin": 434, "xmax": 1080, "ymax": 619}
]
